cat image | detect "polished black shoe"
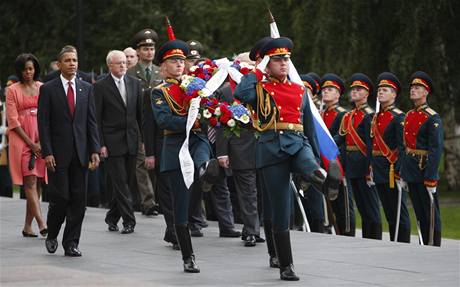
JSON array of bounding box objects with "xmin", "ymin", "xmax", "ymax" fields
[
  {"xmin": 244, "ymin": 235, "xmax": 256, "ymax": 247},
  {"xmin": 219, "ymin": 229, "xmax": 241, "ymax": 238},
  {"xmin": 45, "ymin": 238, "xmax": 58, "ymax": 254},
  {"xmin": 280, "ymin": 264, "xmax": 299, "ymax": 281},
  {"xmin": 269, "ymin": 256, "xmax": 280, "ymax": 268},
  {"xmin": 142, "ymin": 206, "xmax": 159, "ymax": 216},
  {"xmin": 183, "ymin": 255, "xmax": 200, "ymax": 273},
  {"xmin": 190, "ymin": 229, "xmax": 204, "ymax": 237},
  {"xmin": 22, "ymin": 230, "xmax": 38, "ymax": 238},
  {"xmin": 64, "ymin": 245, "xmax": 82, "ymax": 257},
  {"xmin": 105, "ymin": 218, "xmax": 119, "ymax": 232},
  {"xmin": 121, "ymin": 225, "xmax": 134, "ymax": 234},
  {"xmin": 255, "ymin": 235, "xmax": 265, "ymax": 243},
  {"xmin": 39, "ymin": 228, "xmax": 48, "ymax": 237}
]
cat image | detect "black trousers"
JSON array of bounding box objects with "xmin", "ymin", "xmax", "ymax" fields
[
  {"xmin": 330, "ymin": 182, "xmax": 356, "ymax": 236},
  {"xmin": 47, "ymin": 149, "xmax": 87, "ymax": 249},
  {"xmin": 376, "ymin": 183, "xmax": 411, "ymax": 243},
  {"xmin": 165, "ymin": 170, "xmax": 190, "ymax": 225},
  {"xmin": 408, "ymin": 182, "xmax": 441, "ymax": 246},
  {"xmin": 152, "ymin": 167, "xmax": 176, "ymax": 243},
  {"xmin": 105, "ymin": 155, "xmax": 136, "ymax": 227},
  {"xmin": 209, "ymin": 175, "xmax": 236, "ymax": 232},
  {"xmin": 233, "ymin": 168, "xmax": 260, "ymax": 236},
  {"xmin": 350, "ymin": 177, "xmax": 382, "ymax": 239}
]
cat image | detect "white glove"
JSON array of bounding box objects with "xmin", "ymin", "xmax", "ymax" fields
[
  {"xmin": 0, "ymin": 126, "xmax": 5, "ymax": 135},
  {"xmin": 396, "ymin": 179, "xmax": 408, "ymax": 191},
  {"xmin": 366, "ymin": 171, "xmax": 375, "ymax": 187},
  {"xmin": 256, "ymin": 55, "xmax": 270, "ymax": 73},
  {"xmin": 427, "ymin": 186, "xmax": 437, "ymax": 194}
]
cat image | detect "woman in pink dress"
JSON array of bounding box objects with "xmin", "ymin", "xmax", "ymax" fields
[{"xmin": 6, "ymin": 53, "xmax": 47, "ymax": 237}]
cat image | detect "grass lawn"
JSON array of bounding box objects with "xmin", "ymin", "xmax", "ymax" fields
[{"xmin": 354, "ymin": 204, "xmax": 460, "ymax": 240}]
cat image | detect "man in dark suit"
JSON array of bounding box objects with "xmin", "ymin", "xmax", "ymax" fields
[
  {"xmin": 127, "ymin": 28, "xmax": 161, "ymax": 216},
  {"xmin": 215, "ymin": 82, "xmax": 259, "ymax": 245},
  {"xmin": 95, "ymin": 50, "xmax": 143, "ymax": 234},
  {"xmin": 38, "ymin": 45, "xmax": 100, "ymax": 257}
]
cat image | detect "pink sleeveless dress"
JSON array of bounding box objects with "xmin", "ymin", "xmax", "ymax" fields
[{"xmin": 6, "ymin": 82, "xmax": 46, "ymax": 185}]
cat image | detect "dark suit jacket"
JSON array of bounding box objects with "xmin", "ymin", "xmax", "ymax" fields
[
  {"xmin": 38, "ymin": 77, "xmax": 100, "ymax": 167},
  {"xmin": 42, "ymin": 70, "xmax": 93, "ymax": 84},
  {"xmin": 128, "ymin": 63, "xmax": 163, "ymax": 164},
  {"xmin": 143, "ymin": 89, "xmax": 163, "ymax": 164},
  {"xmin": 94, "ymin": 74, "xmax": 143, "ymax": 157},
  {"xmin": 215, "ymin": 82, "xmax": 256, "ymax": 170}
]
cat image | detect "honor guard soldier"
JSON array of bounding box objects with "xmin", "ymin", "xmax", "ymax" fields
[
  {"xmin": 337, "ymin": 73, "xmax": 382, "ymax": 240},
  {"xmin": 306, "ymin": 72, "xmax": 322, "ymax": 109},
  {"xmin": 185, "ymin": 40, "xmax": 204, "ymax": 72},
  {"xmin": 400, "ymin": 71, "xmax": 443, "ymax": 246},
  {"xmin": 127, "ymin": 28, "xmax": 161, "ymax": 216},
  {"xmin": 320, "ymin": 73, "xmax": 356, "ymax": 236},
  {"xmin": 151, "ymin": 30, "xmax": 220, "ymax": 272},
  {"xmin": 297, "ymin": 74, "xmax": 327, "ymax": 233},
  {"xmin": 249, "ymin": 36, "xmax": 281, "ymax": 268},
  {"xmin": 235, "ymin": 37, "xmax": 341, "ymax": 281},
  {"xmin": 372, "ymin": 72, "xmax": 411, "ymax": 243}
]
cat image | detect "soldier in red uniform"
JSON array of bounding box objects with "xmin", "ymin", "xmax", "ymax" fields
[
  {"xmin": 320, "ymin": 73, "xmax": 356, "ymax": 236},
  {"xmin": 371, "ymin": 72, "xmax": 411, "ymax": 243},
  {"xmin": 235, "ymin": 37, "xmax": 341, "ymax": 281},
  {"xmin": 400, "ymin": 71, "xmax": 443, "ymax": 246},
  {"xmin": 336, "ymin": 73, "xmax": 382, "ymax": 240}
]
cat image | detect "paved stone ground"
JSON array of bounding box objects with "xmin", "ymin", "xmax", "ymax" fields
[{"xmin": 1, "ymin": 197, "xmax": 459, "ymax": 286}]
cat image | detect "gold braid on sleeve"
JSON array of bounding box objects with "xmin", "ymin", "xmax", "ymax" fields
[
  {"xmin": 370, "ymin": 114, "xmax": 377, "ymax": 138},
  {"xmin": 252, "ymin": 83, "xmax": 277, "ymax": 132},
  {"xmin": 338, "ymin": 114, "xmax": 348, "ymax": 136}
]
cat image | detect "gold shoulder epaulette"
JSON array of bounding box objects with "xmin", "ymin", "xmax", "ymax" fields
[
  {"xmin": 336, "ymin": 106, "xmax": 347, "ymax": 113},
  {"xmin": 424, "ymin": 107, "xmax": 438, "ymax": 116},
  {"xmin": 364, "ymin": 106, "xmax": 374, "ymax": 114},
  {"xmin": 154, "ymin": 82, "xmax": 167, "ymax": 89},
  {"xmin": 392, "ymin": 107, "xmax": 403, "ymax": 115}
]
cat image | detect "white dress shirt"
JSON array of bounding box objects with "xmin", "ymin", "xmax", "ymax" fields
[{"xmin": 111, "ymin": 74, "xmax": 126, "ymax": 105}]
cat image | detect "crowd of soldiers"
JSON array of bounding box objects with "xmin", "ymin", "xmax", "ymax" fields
[{"xmin": 0, "ymin": 20, "xmax": 443, "ymax": 282}]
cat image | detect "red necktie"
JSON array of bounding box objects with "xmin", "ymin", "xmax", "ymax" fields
[{"xmin": 67, "ymin": 81, "xmax": 75, "ymax": 116}]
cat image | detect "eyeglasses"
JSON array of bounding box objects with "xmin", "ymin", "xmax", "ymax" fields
[{"xmin": 110, "ymin": 61, "xmax": 126, "ymax": 66}]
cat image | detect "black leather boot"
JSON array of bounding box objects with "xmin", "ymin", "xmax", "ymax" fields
[
  {"xmin": 397, "ymin": 227, "xmax": 411, "ymax": 243},
  {"xmin": 273, "ymin": 230, "xmax": 299, "ymax": 281},
  {"xmin": 433, "ymin": 230, "xmax": 441, "ymax": 247},
  {"xmin": 310, "ymin": 219, "xmax": 325, "ymax": 234},
  {"xmin": 175, "ymin": 224, "xmax": 200, "ymax": 273},
  {"xmin": 370, "ymin": 222, "xmax": 382, "ymax": 240},
  {"xmin": 361, "ymin": 221, "xmax": 370, "ymax": 238},
  {"xmin": 299, "ymin": 160, "xmax": 341, "ymax": 201},
  {"xmin": 198, "ymin": 159, "xmax": 221, "ymax": 192},
  {"xmin": 263, "ymin": 220, "xmax": 279, "ymax": 268}
]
